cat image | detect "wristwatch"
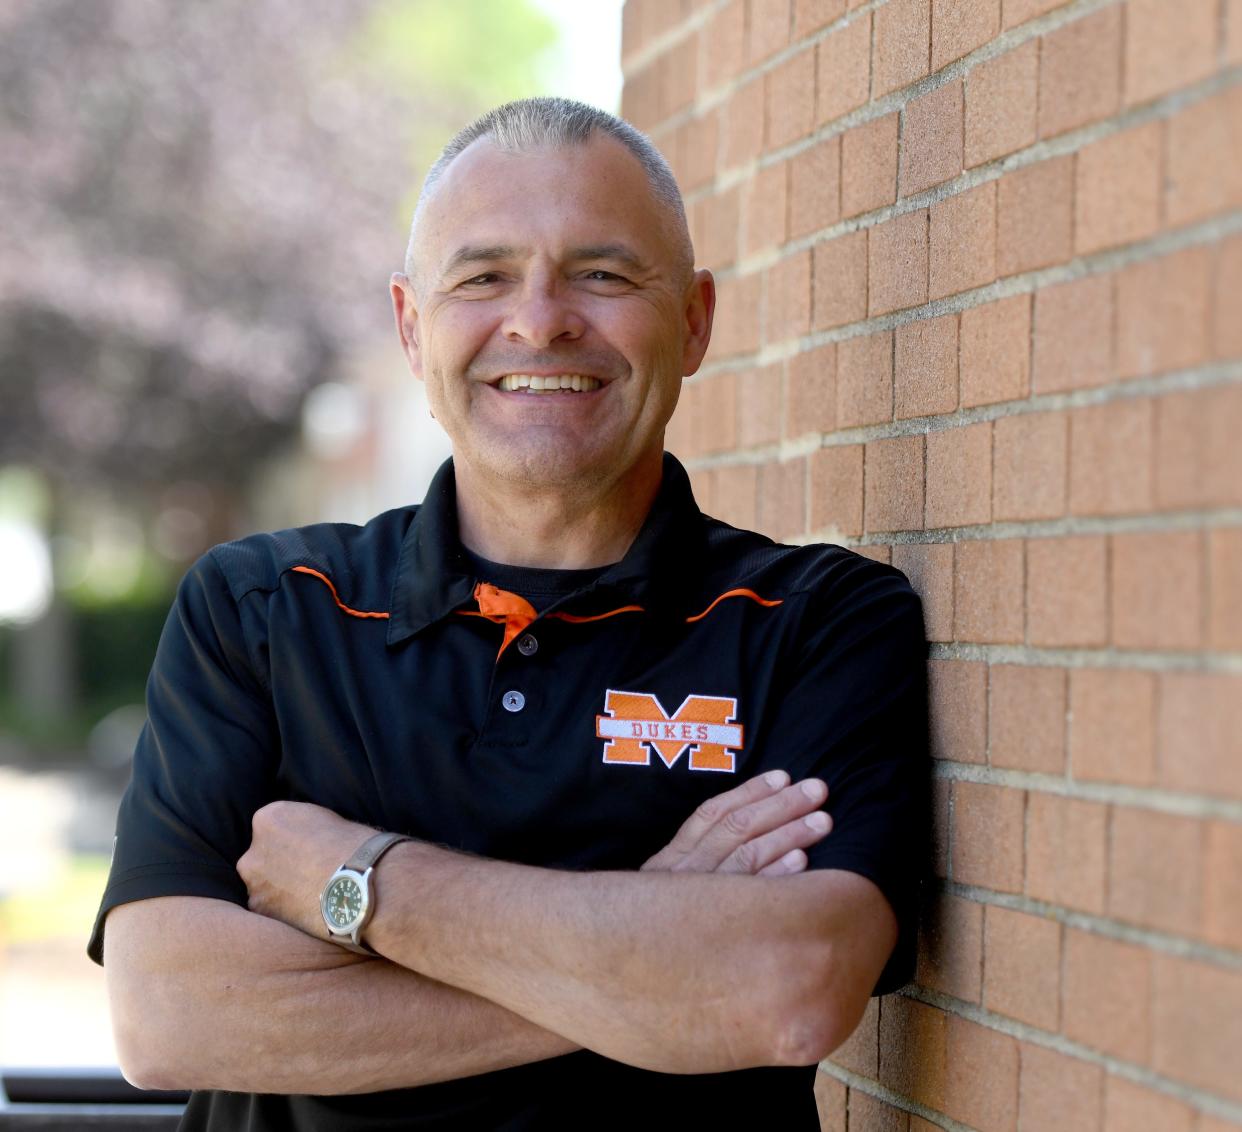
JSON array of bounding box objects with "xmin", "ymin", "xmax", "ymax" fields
[{"xmin": 320, "ymin": 830, "xmax": 413, "ymax": 954}]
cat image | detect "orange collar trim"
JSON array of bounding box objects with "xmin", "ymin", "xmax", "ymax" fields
[{"xmin": 291, "ymin": 566, "xmax": 390, "ymax": 620}]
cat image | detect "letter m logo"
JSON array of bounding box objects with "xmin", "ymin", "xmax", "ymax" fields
[{"xmin": 595, "ymin": 689, "xmax": 743, "ymax": 773}]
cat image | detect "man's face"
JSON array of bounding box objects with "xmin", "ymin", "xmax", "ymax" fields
[{"xmin": 392, "ymin": 134, "xmax": 713, "ymax": 494}]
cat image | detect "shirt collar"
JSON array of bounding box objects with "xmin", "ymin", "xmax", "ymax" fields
[{"xmin": 386, "ymin": 452, "xmax": 706, "ymax": 646}]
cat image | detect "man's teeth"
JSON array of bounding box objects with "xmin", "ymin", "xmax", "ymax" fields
[{"xmin": 497, "ymin": 374, "xmax": 601, "ymax": 393}]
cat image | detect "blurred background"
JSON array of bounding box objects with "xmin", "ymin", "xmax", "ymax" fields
[{"xmin": 0, "ymin": 0, "xmax": 622, "ymax": 1069}]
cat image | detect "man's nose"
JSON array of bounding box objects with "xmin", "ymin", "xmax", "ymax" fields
[{"xmin": 501, "ymin": 279, "xmax": 585, "ymax": 347}]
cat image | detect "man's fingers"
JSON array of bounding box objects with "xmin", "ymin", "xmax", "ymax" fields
[
  {"xmin": 657, "ymin": 770, "xmax": 790, "ymax": 860},
  {"xmin": 717, "ymin": 810, "xmax": 833, "ymax": 876},
  {"xmin": 758, "ymin": 848, "xmax": 808, "ymax": 876}
]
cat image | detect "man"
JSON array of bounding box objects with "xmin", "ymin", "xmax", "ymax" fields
[{"xmin": 91, "ymin": 97, "xmax": 926, "ymax": 1130}]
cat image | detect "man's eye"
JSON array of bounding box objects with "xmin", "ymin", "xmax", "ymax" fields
[
  {"xmin": 585, "ymin": 270, "xmax": 624, "ymax": 282},
  {"xmin": 462, "ymin": 273, "xmax": 499, "ymax": 286}
]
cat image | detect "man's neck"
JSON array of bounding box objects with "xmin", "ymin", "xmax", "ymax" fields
[{"xmin": 452, "ymin": 454, "xmax": 663, "ymax": 569}]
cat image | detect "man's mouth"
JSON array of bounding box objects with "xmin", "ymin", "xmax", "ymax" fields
[{"xmin": 496, "ymin": 374, "xmax": 602, "ymax": 393}]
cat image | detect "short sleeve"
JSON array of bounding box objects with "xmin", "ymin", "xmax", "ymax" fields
[
  {"xmin": 88, "ymin": 550, "xmax": 279, "ymax": 964},
  {"xmin": 754, "ymin": 557, "xmax": 929, "ymax": 995}
]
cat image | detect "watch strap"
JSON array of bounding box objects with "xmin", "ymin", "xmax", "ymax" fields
[{"xmin": 343, "ymin": 830, "xmax": 413, "ymax": 873}]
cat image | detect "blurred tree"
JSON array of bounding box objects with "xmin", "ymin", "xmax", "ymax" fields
[{"xmin": 0, "ymin": 0, "xmax": 555, "ymax": 497}]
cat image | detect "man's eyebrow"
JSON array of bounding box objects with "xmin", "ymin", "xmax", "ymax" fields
[
  {"xmin": 568, "ymin": 244, "xmax": 648, "ymax": 272},
  {"xmin": 440, "ymin": 245, "xmax": 520, "ymax": 277}
]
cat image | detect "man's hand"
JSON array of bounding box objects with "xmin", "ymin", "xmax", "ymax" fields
[
  {"xmin": 238, "ymin": 801, "xmax": 374, "ymax": 940},
  {"xmin": 642, "ymin": 769, "xmax": 830, "ymax": 874}
]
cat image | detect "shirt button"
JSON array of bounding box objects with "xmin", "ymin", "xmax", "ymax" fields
[
  {"xmin": 502, "ymin": 690, "xmax": 526, "ymax": 713},
  {"xmin": 516, "ymin": 633, "xmax": 539, "ymax": 657}
]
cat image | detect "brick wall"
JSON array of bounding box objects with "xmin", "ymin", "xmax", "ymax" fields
[{"xmin": 621, "ymin": 0, "xmax": 1242, "ymax": 1128}]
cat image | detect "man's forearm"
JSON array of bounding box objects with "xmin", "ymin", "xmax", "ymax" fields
[
  {"xmin": 105, "ymin": 896, "xmax": 576, "ymax": 1095},
  {"xmin": 365, "ymin": 846, "xmax": 893, "ymax": 1074}
]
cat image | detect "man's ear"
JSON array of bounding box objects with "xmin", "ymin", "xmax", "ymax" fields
[
  {"xmin": 681, "ymin": 268, "xmax": 716, "ymax": 377},
  {"xmin": 390, "ymin": 273, "xmax": 424, "ymax": 381}
]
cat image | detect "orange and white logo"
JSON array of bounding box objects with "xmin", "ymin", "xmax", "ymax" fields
[{"xmin": 596, "ymin": 689, "xmax": 743, "ymax": 773}]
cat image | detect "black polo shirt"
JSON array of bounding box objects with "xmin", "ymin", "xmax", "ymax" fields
[{"xmin": 90, "ymin": 453, "xmax": 927, "ymax": 1131}]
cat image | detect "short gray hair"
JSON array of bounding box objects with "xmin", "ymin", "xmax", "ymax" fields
[{"xmin": 404, "ymin": 97, "xmax": 693, "ymax": 283}]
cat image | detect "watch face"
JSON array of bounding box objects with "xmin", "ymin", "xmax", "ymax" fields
[{"xmin": 323, "ymin": 875, "xmax": 365, "ymax": 929}]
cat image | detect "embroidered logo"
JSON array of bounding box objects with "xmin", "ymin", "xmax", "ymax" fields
[{"xmin": 596, "ymin": 689, "xmax": 743, "ymax": 773}]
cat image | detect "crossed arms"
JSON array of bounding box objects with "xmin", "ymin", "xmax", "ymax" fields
[{"xmin": 105, "ymin": 771, "xmax": 898, "ymax": 1095}]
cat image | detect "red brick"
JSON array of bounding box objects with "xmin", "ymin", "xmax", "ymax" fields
[
  {"xmin": 832, "ymin": 996, "xmax": 879, "ymax": 1075},
  {"xmin": 926, "ymin": 422, "xmax": 991, "ymax": 530},
  {"xmin": 736, "ymin": 365, "xmax": 782, "ymax": 449},
  {"xmin": 712, "ymin": 461, "xmax": 758, "ymax": 529},
  {"xmin": 929, "ymin": 181, "xmax": 996, "ymax": 300},
  {"xmin": 855, "ymin": 544, "xmax": 892, "ymax": 564},
  {"xmin": 764, "ymin": 250, "xmax": 812, "ymax": 344},
  {"xmin": 918, "ymin": 893, "xmax": 984, "ymax": 1001},
  {"xmin": 621, "ymin": 60, "xmax": 661, "ymax": 131},
  {"xmin": 1209, "ymin": 527, "xmax": 1242, "ymax": 651},
  {"xmin": 688, "ymin": 372, "xmax": 740, "ymax": 456},
  {"xmin": 864, "ymin": 434, "xmax": 924, "ymax": 533},
  {"xmin": 1155, "ymin": 385, "xmax": 1242, "ymax": 511},
  {"xmin": 1167, "ymin": 89, "xmax": 1242, "ymax": 229},
  {"xmin": 757, "ymin": 457, "xmax": 807, "ymax": 541},
  {"xmin": 1068, "ymin": 398, "xmax": 1155, "ymax": 516},
  {"xmin": 814, "ymin": 1070, "xmax": 848, "ymax": 1130},
  {"xmin": 983, "ymin": 905, "xmax": 1060, "ymax": 1031},
  {"xmin": 1123, "ymin": 0, "xmax": 1217, "ymax": 108},
  {"xmin": 996, "ymin": 155, "xmax": 1073, "ymax": 277},
  {"xmin": 878, "ymin": 995, "xmax": 947, "ymax": 1110},
  {"xmin": 1032, "ymin": 274, "xmax": 1113, "ymax": 393},
  {"xmin": 723, "ymin": 77, "xmax": 766, "ymax": 171},
  {"xmin": 989, "ymin": 664, "xmax": 1066, "ymax": 774},
  {"xmin": 1203, "ymin": 820, "xmax": 1242, "ymax": 950},
  {"xmin": 1069, "ymin": 668, "xmax": 1157, "ymax": 786},
  {"xmin": 795, "ymin": 0, "xmax": 845, "ymax": 36},
  {"xmin": 953, "ymin": 780, "xmax": 1024, "ymax": 892},
  {"xmin": 1116, "ymin": 247, "xmax": 1212, "ymax": 380},
  {"xmin": 900, "ymin": 81, "xmax": 964, "ymax": 196},
  {"xmin": 954, "ymin": 537, "xmax": 1024, "ymax": 643},
  {"xmin": 810, "ymin": 444, "xmax": 864, "ymax": 537},
  {"xmin": 944, "ymin": 1016, "xmax": 1020, "ymax": 1132},
  {"xmin": 1158, "ymin": 672, "xmax": 1242, "ymax": 800},
  {"xmin": 816, "ymin": 13, "xmax": 872, "ymax": 125},
  {"xmin": 743, "ymin": 160, "xmax": 788, "ymax": 256},
  {"xmin": 892, "ymin": 542, "xmax": 954, "ymax": 641},
  {"xmin": 1231, "ymin": 0, "xmax": 1242, "ymax": 64},
  {"xmin": 965, "ymin": 40, "xmax": 1039, "ymax": 166},
  {"xmin": 1103, "ymin": 1077, "xmax": 1194, "ymax": 1132},
  {"xmin": 931, "ymin": 777, "xmax": 951, "ymax": 878},
  {"xmin": 702, "ymin": 0, "xmax": 746, "ymax": 91},
  {"xmin": 993, "ymin": 411, "xmax": 1067, "ymax": 521},
  {"xmin": 841, "ymin": 113, "xmax": 898, "ymax": 218},
  {"xmin": 1026, "ymin": 792, "xmax": 1108, "ymax": 913},
  {"xmin": 1037, "ymin": 5, "xmax": 1122, "ymax": 138},
  {"xmin": 1026, "ymin": 535, "xmax": 1108, "ymax": 648},
  {"xmin": 837, "ymin": 330, "xmax": 893, "ymax": 427},
  {"xmin": 1110, "ymin": 805, "xmax": 1203, "ymax": 936},
  {"xmin": 1152, "ymin": 955, "xmax": 1242, "ymax": 1103},
  {"xmin": 959, "ymin": 294, "xmax": 1030, "ymax": 407},
  {"xmin": 1217, "ymin": 236, "xmax": 1242, "ymax": 359},
  {"xmin": 786, "ymin": 344, "xmax": 836, "ymax": 439},
  {"xmin": 708, "ymin": 272, "xmax": 761, "ymax": 361},
  {"xmin": 813, "ymin": 230, "xmax": 868, "ymax": 330},
  {"xmin": 788, "ymin": 137, "xmax": 840, "ymax": 241},
  {"xmin": 697, "ymin": 187, "xmax": 741, "ymax": 270},
  {"xmin": 1075, "ymin": 121, "xmax": 1163, "ymax": 255},
  {"xmin": 929, "ymin": 659, "xmax": 987, "ymax": 762},
  {"xmin": 748, "ymin": 0, "xmax": 791, "ymax": 65},
  {"xmin": 1197, "ymin": 1116, "xmax": 1242, "ymax": 1132},
  {"xmin": 661, "ymin": 35, "xmax": 699, "ymax": 118},
  {"xmin": 1062, "ymin": 927, "xmax": 1152, "ymax": 1063},
  {"xmin": 931, "ymin": 0, "xmax": 999, "ymax": 70},
  {"xmin": 1111, "ymin": 530, "xmax": 1203, "ymax": 651},
  {"xmin": 672, "ymin": 111, "xmax": 718, "ymax": 194},
  {"xmin": 869, "ymin": 209, "xmax": 929, "ymax": 316},
  {"xmin": 849, "ymin": 1090, "xmax": 909, "ymax": 1131},
  {"xmin": 1018, "ymin": 1044, "xmax": 1104, "ymax": 1132},
  {"xmin": 766, "ymin": 48, "xmax": 816, "ymax": 150},
  {"xmin": 873, "ymin": 0, "xmax": 930, "ymax": 97},
  {"xmin": 894, "ymin": 314, "xmax": 958, "ymax": 419},
  {"xmin": 1002, "ymin": 0, "xmax": 1062, "ymax": 27},
  {"xmin": 907, "ymin": 1120, "xmax": 943, "ymax": 1132}
]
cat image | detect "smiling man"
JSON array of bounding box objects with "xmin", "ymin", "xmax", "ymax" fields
[{"xmin": 91, "ymin": 98, "xmax": 927, "ymax": 1131}]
